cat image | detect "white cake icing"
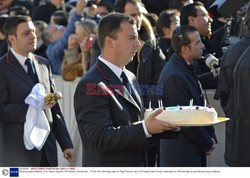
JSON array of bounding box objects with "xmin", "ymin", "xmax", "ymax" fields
[{"xmin": 144, "ymin": 106, "xmax": 218, "ymax": 125}]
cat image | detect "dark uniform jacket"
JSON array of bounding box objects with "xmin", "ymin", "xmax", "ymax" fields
[
  {"xmin": 215, "ymin": 33, "xmax": 250, "ymax": 112},
  {"xmin": 224, "ymin": 47, "xmax": 250, "ymax": 166},
  {"xmin": 74, "ymin": 59, "xmax": 148, "ymax": 167},
  {"xmin": 158, "ymin": 53, "xmax": 217, "ymax": 167}
]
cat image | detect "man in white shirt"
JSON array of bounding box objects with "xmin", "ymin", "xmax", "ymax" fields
[
  {"xmin": 0, "ymin": 15, "xmax": 75, "ymax": 166},
  {"xmin": 74, "ymin": 12, "xmax": 178, "ymax": 167}
]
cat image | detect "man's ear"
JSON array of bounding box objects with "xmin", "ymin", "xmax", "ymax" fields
[
  {"xmin": 181, "ymin": 45, "xmax": 190, "ymax": 55},
  {"xmin": 188, "ymin": 16, "xmax": 195, "ymax": 26},
  {"xmin": 8, "ymin": 35, "xmax": 16, "ymax": 45},
  {"xmin": 104, "ymin": 36, "xmax": 114, "ymax": 48}
]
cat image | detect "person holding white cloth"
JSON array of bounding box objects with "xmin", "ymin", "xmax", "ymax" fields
[{"xmin": 0, "ymin": 15, "xmax": 75, "ymax": 166}]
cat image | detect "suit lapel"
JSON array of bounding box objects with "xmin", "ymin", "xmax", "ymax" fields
[
  {"xmin": 123, "ymin": 69, "xmax": 142, "ymax": 109},
  {"xmin": 95, "ymin": 60, "xmax": 141, "ymax": 112},
  {"xmin": 33, "ymin": 55, "xmax": 45, "ymax": 84},
  {"xmin": 114, "ymin": 86, "xmax": 141, "ymax": 112},
  {"xmin": 7, "ymin": 51, "xmax": 33, "ymax": 87}
]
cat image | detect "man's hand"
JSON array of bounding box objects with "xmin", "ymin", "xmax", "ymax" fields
[
  {"xmin": 63, "ymin": 148, "xmax": 75, "ymax": 162},
  {"xmin": 43, "ymin": 101, "xmax": 56, "ymax": 110},
  {"xmin": 75, "ymin": 0, "xmax": 87, "ymax": 15},
  {"xmin": 43, "ymin": 92, "xmax": 62, "ymax": 109},
  {"xmin": 145, "ymin": 109, "xmax": 179, "ymax": 134},
  {"xmin": 205, "ymin": 138, "xmax": 216, "ymax": 155}
]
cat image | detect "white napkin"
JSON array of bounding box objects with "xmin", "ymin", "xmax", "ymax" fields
[{"xmin": 23, "ymin": 83, "xmax": 50, "ymax": 150}]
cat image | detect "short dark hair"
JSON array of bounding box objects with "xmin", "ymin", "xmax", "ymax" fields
[
  {"xmin": 51, "ymin": 10, "xmax": 68, "ymax": 26},
  {"xmin": 3, "ymin": 15, "xmax": 32, "ymax": 46},
  {"xmin": 97, "ymin": 1, "xmax": 114, "ymax": 13},
  {"xmin": 114, "ymin": 0, "xmax": 141, "ymax": 13},
  {"xmin": 171, "ymin": 25, "xmax": 197, "ymax": 54},
  {"xmin": 98, "ymin": 12, "xmax": 135, "ymax": 50},
  {"xmin": 144, "ymin": 13, "xmax": 158, "ymax": 28},
  {"xmin": 180, "ymin": 1, "xmax": 204, "ymax": 25},
  {"xmin": 156, "ymin": 9, "xmax": 179, "ymax": 37}
]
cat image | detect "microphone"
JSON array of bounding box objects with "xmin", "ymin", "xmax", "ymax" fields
[
  {"xmin": 203, "ymin": 54, "xmax": 220, "ymax": 77},
  {"xmin": 204, "ymin": 54, "xmax": 220, "ymax": 69}
]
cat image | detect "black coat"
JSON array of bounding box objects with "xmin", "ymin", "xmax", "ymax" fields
[
  {"xmin": 0, "ymin": 51, "xmax": 73, "ymax": 166},
  {"xmin": 74, "ymin": 59, "xmax": 148, "ymax": 167},
  {"xmin": 224, "ymin": 47, "xmax": 250, "ymax": 166},
  {"xmin": 158, "ymin": 37, "xmax": 174, "ymax": 61},
  {"xmin": 215, "ymin": 33, "xmax": 250, "ymax": 112},
  {"xmin": 158, "ymin": 54, "xmax": 217, "ymax": 167}
]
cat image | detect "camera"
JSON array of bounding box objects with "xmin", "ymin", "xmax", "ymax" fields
[
  {"xmin": 209, "ymin": 0, "xmax": 248, "ymax": 18},
  {"xmin": 209, "ymin": 0, "xmax": 249, "ymax": 54}
]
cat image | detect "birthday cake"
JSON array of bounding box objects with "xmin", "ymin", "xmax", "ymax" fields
[{"xmin": 144, "ymin": 105, "xmax": 218, "ymax": 125}]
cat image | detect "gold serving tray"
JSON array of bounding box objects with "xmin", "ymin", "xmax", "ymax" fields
[
  {"xmin": 177, "ymin": 117, "xmax": 230, "ymax": 127},
  {"xmin": 132, "ymin": 117, "xmax": 230, "ymax": 127}
]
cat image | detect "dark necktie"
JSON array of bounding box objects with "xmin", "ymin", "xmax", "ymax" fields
[
  {"xmin": 121, "ymin": 71, "xmax": 132, "ymax": 94},
  {"xmin": 121, "ymin": 71, "xmax": 141, "ymax": 107},
  {"xmin": 25, "ymin": 58, "xmax": 38, "ymax": 84}
]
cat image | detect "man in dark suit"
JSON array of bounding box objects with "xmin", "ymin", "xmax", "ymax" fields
[
  {"xmin": 74, "ymin": 13, "xmax": 178, "ymax": 167},
  {"xmin": 158, "ymin": 25, "xmax": 217, "ymax": 167},
  {"xmin": 0, "ymin": 15, "xmax": 75, "ymax": 166}
]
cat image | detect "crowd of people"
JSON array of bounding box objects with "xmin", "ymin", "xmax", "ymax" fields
[{"xmin": 0, "ymin": 0, "xmax": 250, "ymax": 167}]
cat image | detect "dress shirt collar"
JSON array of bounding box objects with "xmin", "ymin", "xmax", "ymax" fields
[
  {"xmin": 11, "ymin": 48, "xmax": 33, "ymax": 65},
  {"xmin": 98, "ymin": 56, "xmax": 124, "ymax": 81},
  {"xmin": 11, "ymin": 48, "xmax": 34, "ymax": 72}
]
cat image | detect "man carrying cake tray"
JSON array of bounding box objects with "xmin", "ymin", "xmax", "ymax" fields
[
  {"xmin": 158, "ymin": 25, "xmax": 217, "ymax": 167},
  {"xmin": 74, "ymin": 13, "xmax": 179, "ymax": 167}
]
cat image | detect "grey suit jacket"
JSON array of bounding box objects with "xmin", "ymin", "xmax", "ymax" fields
[
  {"xmin": 0, "ymin": 50, "xmax": 73, "ymax": 166},
  {"xmin": 74, "ymin": 59, "xmax": 148, "ymax": 167}
]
